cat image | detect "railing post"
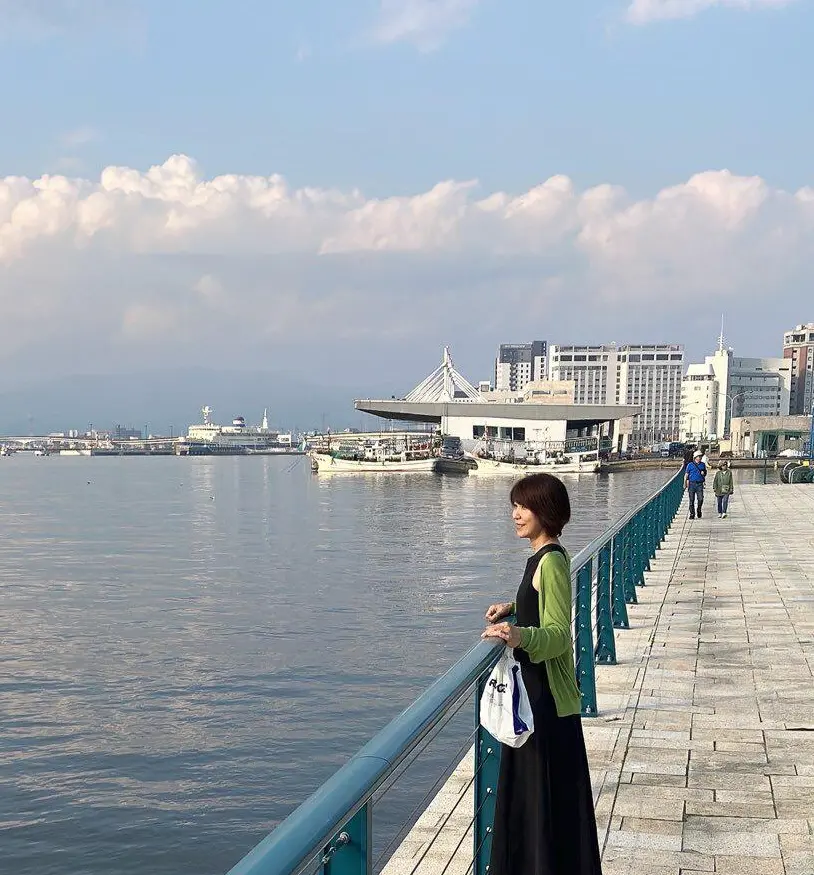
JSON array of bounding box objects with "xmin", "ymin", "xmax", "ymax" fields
[
  {"xmin": 657, "ymin": 491, "xmax": 664, "ymax": 543},
  {"xmin": 633, "ymin": 513, "xmax": 645, "ymax": 588},
  {"xmin": 594, "ymin": 543, "xmax": 616, "ymax": 664},
  {"xmin": 622, "ymin": 520, "xmax": 637, "ymax": 604},
  {"xmin": 474, "ymin": 675, "xmax": 501, "ymax": 875},
  {"xmin": 575, "ymin": 562, "xmax": 598, "ymax": 717},
  {"xmin": 611, "ymin": 532, "xmax": 629, "ymax": 628},
  {"xmin": 645, "ymin": 502, "xmax": 654, "ymax": 567},
  {"xmin": 322, "ymin": 804, "xmax": 372, "ymax": 875}
]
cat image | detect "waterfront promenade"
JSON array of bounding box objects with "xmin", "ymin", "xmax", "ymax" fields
[{"xmin": 383, "ymin": 483, "xmax": 814, "ymax": 875}]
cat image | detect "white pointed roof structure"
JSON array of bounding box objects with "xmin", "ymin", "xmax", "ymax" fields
[{"xmin": 405, "ymin": 347, "xmax": 480, "ymax": 403}]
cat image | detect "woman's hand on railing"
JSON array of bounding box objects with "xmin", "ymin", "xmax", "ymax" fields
[
  {"xmin": 482, "ymin": 622, "xmax": 522, "ymax": 648},
  {"xmin": 484, "ymin": 602, "xmax": 513, "ymax": 623}
]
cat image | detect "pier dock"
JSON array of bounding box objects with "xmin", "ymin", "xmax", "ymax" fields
[
  {"xmin": 593, "ymin": 482, "xmax": 814, "ymax": 874},
  {"xmin": 226, "ymin": 477, "xmax": 814, "ymax": 875},
  {"xmin": 381, "ymin": 483, "xmax": 814, "ymax": 875}
]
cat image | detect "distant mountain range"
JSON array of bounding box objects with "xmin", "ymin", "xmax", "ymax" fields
[{"xmin": 0, "ymin": 368, "xmax": 395, "ymax": 436}]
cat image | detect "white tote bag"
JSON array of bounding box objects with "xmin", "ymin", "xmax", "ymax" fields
[{"xmin": 479, "ymin": 646, "xmax": 534, "ymax": 748}]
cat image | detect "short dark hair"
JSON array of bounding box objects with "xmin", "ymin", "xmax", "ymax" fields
[{"xmin": 509, "ymin": 473, "xmax": 571, "ymax": 538}]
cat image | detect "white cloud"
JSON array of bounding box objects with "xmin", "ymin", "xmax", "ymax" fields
[
  {"xmin": 0, "ymin": 154, "xmax": 811, "ymax": 382},
  {"xmin": 627, "ymin": 0, "xmax": 797, "ymax": 25},
  {"xmin": 59, "ymin": 126, "xmax": 99, "ymax": 148},
  {"xmin": 372, "ymin": 0, "xmax": 481, "ymax": 51}
]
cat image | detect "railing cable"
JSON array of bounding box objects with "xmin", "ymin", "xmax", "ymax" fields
[
  {"xmin": 373, "ymin": 685, "xmax": 473, "ymax": 807},
  {"xmin": 435, "ymin": 786, "xmax": 494, "ymax": 875},
  {"xmin": 401, "ymin": 754, "xmax": 487, "ymax": 875},
  {"xmin": 463, "ymin": 824, "xmax": 494, "ymax": 875},
  {"xmin": 373, "ymin": 722, "xmax": 479, "ymax": 869}
]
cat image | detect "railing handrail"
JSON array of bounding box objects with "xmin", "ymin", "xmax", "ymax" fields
[
  {"xmin": 569, "ymin": 467, "xmax": 683, "ymax": 577},
  {"xmin": 226, "ymin": 638, "xmax": 502, "ymax": 875},
  {"xmin": 226, "ymin": 468, "xmax": 684, "ymax": 875}
]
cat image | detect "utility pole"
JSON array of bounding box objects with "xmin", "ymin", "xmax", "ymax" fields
[{"xmin": 809, "ymin": 400, "xmax": 814, "ymax": 464}]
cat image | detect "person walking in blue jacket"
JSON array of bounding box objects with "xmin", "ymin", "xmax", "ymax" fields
[{"xmin": 684, "ymin": 450, "xmax": 707, "ymax": 520}]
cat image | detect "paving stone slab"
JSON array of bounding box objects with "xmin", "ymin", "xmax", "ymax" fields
[{"xmin": 382, "ymin": 485, "xmax": 814, "ymax": 873}]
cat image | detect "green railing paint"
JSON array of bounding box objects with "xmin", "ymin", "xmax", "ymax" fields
[
  {"xmin": 576, "ymin": 561, "xmax": 598, "ymax": 717},
  {"xmin": 594, "ymin": 544, "xmax": 616, "ymax": 665},
  {"xmin": 622, "ymin": 520, "xmax": 637, "ymax": 605},
  {"xmin": 224, "ymin": 468, "xmax": 685, "ymax": 875},
  {"xmin": 610, "ymin": 531, "xmax": 629, "ymax": 629},
  {"xmin": 474, "ymin": 674, "xmax": 500, "ymax": 875}
]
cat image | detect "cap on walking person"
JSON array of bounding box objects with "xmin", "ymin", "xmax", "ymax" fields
[{"xmin": 693, "ymin": 450, "xmax": 702, "ymax": 459}]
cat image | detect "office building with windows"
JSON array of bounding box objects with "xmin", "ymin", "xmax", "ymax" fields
[
  {"xmin": 680, "ymin": 340, "xmax": 791, "ymax": 440},
  {"xmin": 494, "ymin": 342, "xmax": 547, "ymax": 392},
  {"xmin": 783, "ymin": 323, "xmax": 814, "ymax": 415},
  {"xmin": 549, "ymin": 343, "xmax": 684, "ymax": 444}
]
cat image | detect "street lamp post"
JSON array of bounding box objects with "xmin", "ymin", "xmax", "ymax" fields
[
  {"xmin": 809, "ymin": 400, "xmax": 814, "ymax": 464},
  {"xmin": 726, "ymin": 392, "xmax": 747, "ymax": 439}
]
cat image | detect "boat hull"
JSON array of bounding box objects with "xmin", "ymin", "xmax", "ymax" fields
[
  {"xmin": 468, "ymin": 457, "xmax": 600, "ymax": 476},
  {"xmin": 434, "ymin": 457, "xmax": 477, "ymax": 475},
  {"xmin": 310, "ymin": 453, "xmax": 437, "ymax": 474}
]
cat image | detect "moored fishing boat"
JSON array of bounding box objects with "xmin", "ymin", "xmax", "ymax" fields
[
  {"xmin": 309, "ymin": 453, "xmax": 437, "ymax": 474},
  {"xmin": 309, "ymin": 435, "xmax": 437, "ymax": 474},
  {"xmin": 467, "ymin": 436, "xmax": 601, "ymax": 476},
  {"xmin": 466, "ymin": 454, "xmax": 600, "ymax": 476}
]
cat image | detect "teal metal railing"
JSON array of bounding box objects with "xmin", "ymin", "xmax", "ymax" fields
[{"xmin": 226, "ymin": 468, "xmax": 686, "ymax": 875}]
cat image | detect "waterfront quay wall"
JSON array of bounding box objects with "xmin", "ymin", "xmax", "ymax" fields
[{"xmin": 602, "ymin": 457, "xmax": 787, "ymax": 472}]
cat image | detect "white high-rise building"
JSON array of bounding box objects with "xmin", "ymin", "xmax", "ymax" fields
[
  {"xmin": 549, "ymin": 343, "xmax": 684, "ymax": 443},
  {"xmin": 783, "ymin": 323, "xmax": 814, "ymax": 415},
  {"xmin": 679, "ymin": 333, "xmax": 791, "ymax": 440},
  {"xmin": 494, "ymin": 342, "xmax": 547, "ymax": 392}
]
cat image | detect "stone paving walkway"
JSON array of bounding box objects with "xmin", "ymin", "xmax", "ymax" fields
[
  {"xmin": 591, "ymin": 483, "xmax": 814, "ymax": 875},
  {"xmin": 382, "ymin": 484, "xmax": 814, "ymax": 875}
]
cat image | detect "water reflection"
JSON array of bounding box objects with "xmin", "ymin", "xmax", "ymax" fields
[{"xmin": 0, "ymin": 456, "xmax": 673, "ymax": 875}]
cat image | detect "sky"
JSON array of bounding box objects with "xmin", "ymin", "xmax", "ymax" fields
[{"xmin": 0, "ymin": 0, "xmax": 812, "ymax": 405}]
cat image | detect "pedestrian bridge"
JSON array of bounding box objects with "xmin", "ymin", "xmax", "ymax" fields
[{"xmin": 225, "ymin": 478, "xmax": 814, "ymax": 875}]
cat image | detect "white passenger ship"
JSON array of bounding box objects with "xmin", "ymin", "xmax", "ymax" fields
[{"xmin": 176, "ymin": 407, "xmax": 298, "ymax": 456}]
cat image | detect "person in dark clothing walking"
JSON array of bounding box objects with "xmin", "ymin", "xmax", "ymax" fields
[
  {"xmin": 685, "ymin": 450, "xmax": 707, "ymax": 519},
  {"xmin": 482, "ymin": 473, "xmax": 602, "ymax": 875}
]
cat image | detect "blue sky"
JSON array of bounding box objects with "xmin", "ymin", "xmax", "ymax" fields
[
  {"xmin": 0, "ymin": 0, "xmax": 811, "ymax": 394},
  {"xmin": 1, "ymin": 0, "xmax": 809, "ymax": 194}
]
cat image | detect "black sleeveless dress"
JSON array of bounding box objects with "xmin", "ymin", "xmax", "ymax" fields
[{"xmin": 489, "ymin": 544, "xmax": 603, "ymax": 875}]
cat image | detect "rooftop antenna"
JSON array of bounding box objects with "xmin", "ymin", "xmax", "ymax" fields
[{"xmin": 717, "ymin": 315, "xmax": 725, "ymax": 353}]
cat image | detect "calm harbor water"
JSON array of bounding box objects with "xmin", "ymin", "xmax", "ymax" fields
[{"xmin": 0, "ymin": 457, "xmax": 771, "ymax": 874}]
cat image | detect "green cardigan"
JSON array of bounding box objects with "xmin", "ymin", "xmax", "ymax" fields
[{"xmin": 516, "ymin": 550, "xmax": 582, "ymax": 717}]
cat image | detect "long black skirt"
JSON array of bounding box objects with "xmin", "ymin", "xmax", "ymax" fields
[{"xmin": 488, "ymin": 660, "xmax": 602, "ymax": 875}]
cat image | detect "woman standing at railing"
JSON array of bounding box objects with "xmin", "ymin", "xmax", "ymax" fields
[{"xmin": 482, "ymin": 472, "xmax": 603, "ymax": 874}]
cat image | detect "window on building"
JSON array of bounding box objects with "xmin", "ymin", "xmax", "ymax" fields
[{"xmin": 512, "ymin": 428, "xmax": 526, "ymax": 441}]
